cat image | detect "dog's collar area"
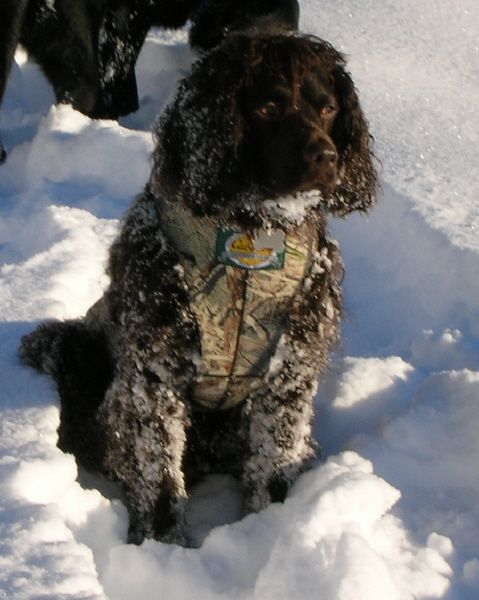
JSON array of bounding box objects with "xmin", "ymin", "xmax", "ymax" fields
[
  {"xmin": 157, "ymin": 195, "xmax": 317, "ymax": 272},
  {"xmin": 259, "ymin": 190, "xmax": 326, "ymax": 225}
]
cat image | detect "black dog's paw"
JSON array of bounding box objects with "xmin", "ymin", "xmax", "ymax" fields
[{"xmin": 0, "ymin": 142, "xmax": 6, "ymax": 165}]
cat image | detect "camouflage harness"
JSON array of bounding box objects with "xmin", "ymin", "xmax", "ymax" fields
[{"xmin": 159, "ymin": 199, "xmax": 318, "ymax": 410}]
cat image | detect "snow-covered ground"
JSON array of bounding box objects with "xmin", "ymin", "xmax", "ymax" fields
[{"xmin": 1, "ymin": 1, "xmax": 478, "ymax": 598}]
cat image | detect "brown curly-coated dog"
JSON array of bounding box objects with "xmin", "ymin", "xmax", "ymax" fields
[{"xmin": 20, "ymin": 32, "xmax": 377, "ymax": 545}]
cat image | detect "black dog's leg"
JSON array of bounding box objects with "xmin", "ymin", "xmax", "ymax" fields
[
  {"xmin": 0, "ymin": 0, "xmax": 28, "ymax": 163},
  {"xmin": 19, "ymin": 0, "xmax": 103, "ymax": 117},
  {"xmin": 97, "ymin": 359, "xmax": 191, "ymax": 544},
  {"xmin": 0, "ymin": 0, "xmax": 27, "ymax": 103},
  {"xmin": 93, "ymin": 0, "xmax": 200, "ymax": 119},
  {"xmin": 94, "ymin": 2, "xmax": 145, "ymax": 118}
]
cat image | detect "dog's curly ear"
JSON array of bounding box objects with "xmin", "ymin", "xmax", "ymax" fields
[
  {"xmin": 151, "ymin": 38, "xmax": 251, "ymax": 214},
  {"xmin": 328, "ymin": 66, "xmax": 378, "ymax": 215}
]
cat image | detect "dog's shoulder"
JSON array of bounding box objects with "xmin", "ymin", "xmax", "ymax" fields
[
  {"xmin": 107, "ymin": 186, "xmax": 181, "ymax": 288},
  {"xmin": 118, "ymin": 185, "xmax": 163, "ymax": 242}
]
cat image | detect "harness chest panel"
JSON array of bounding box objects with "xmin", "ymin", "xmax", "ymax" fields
[{"xmin": 159, "ymin": 200, "xmax": 316, "ymax": 408}]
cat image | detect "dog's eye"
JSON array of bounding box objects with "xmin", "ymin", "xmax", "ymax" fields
[
  {"xmin": 256, "ymin": 101, "xmax": 281, "ymax": 119},
  {"xmin": 321, "ymin": 104, "xmax": 337, "ymax": 117}
]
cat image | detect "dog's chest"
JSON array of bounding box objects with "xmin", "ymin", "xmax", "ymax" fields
[{"xmin": 160, "ymin": 201, "xmax": 316, "ymax": 409}]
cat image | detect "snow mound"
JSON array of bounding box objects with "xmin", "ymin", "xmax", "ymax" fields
[
  {"xmin": 101, "ymin": 453, "xmax": 451, "ymax": 600},
  {"xmin": 1, "ymin": 105, "xmax": 153, "ymax": 202},
  {"xmin": 1, "ymin": 204, "xmax": 117, "ymax": 321}
]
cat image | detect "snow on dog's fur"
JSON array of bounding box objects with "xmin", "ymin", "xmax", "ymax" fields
[{"xmin": 20, "ymin": 32, "xmax": 377, "ymax": 545}]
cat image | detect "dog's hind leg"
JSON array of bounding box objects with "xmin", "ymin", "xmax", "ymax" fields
[{"xmin": 20, "ymin": 320, "xmax": 114, "ymax": 471}]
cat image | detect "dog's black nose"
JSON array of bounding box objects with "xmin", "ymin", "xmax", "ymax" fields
[
  {"xmin": 316, "ymin": 147, "xmax": 338, "ymax": 166},
  {"xmin": 304, "ymin": 136, "xmax": 338, "ymax": 192},
  {"xmin": 305, "ymin": 138, "xmax": 338, "ymax": 168}
]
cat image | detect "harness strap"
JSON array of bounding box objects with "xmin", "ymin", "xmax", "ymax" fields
[{"xmin": 158, "ymin": 198, "xmax": 316, "ymax": 409}]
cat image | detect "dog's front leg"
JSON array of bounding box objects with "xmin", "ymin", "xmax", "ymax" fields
[
  {"xmin": 242, "ymin": 236, "xmax": 343, "ymax": 513},
  {"xmin": 94, "ymin": 190, "xmax": 201, "ymax": 543},
  {"xmin": 241, "ymin": 351, "xmax": 319, "ymax": 514},
  {"xmin": 97, "ymin": 360, "xmax": 191, "ymax": 545}
]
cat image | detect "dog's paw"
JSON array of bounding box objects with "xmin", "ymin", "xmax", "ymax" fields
[
  {"xmin": 267, "ymin": 475, "xmax": 289, "ymax": 504},
  {"xmin": 243, "ymin": 473, "xmax": 291, "ymax": 514},
  {"xmin": 127, "ymin": 518, "xmax": 190, "ymax": 547},
  {"xmin": 243, "ymin": 484, "xmax": 273, "ymax": 514},
  {"xmin": 127, "ymin": 496, "xmax": 189, "ymax": 546}
]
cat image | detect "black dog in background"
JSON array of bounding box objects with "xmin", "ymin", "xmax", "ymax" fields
[
  {"xmin": 189, "ymin": 0, "xmax": 299, "ymax": 49},
  {"xmin": 0, "ymin": 0, "xmax": 299, "ymax": 163}
]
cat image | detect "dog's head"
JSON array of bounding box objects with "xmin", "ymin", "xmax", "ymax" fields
[{"xmin": 152, "ymin": 33, "xmax": 377, "ymax": 221}]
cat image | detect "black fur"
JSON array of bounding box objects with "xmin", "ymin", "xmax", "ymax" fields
[
  {"xmin": 0, "ymin": 0, "xmax": 199, "ymax": 120},
  {"xmin": 0, "ymin": 0, "xmax": 299, "ymax": 162},
  {"xmin": 20, "ymin": 32, "xmax": 377, "ymax": 545},
  {"xmin": 189, "ymin": 0, "xmax": 299, "ymax": 49}
]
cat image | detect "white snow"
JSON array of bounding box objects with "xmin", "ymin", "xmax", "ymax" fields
[{"xmin": 1, "ymin": 1, "xmax": 479, "ymax": 598}]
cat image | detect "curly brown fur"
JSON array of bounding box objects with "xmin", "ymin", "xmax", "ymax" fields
[
  {"xmin": 20, "ymin": 32, "xmax": 377, "ymax": 545},
  {"xmin": 154, "ymin": 33, "xmax": 376, "ymax": 218}
]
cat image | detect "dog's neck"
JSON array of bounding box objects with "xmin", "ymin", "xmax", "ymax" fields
[{"xmin": 153, "ymin": 182, "xmax": 327, "ymax": 234}]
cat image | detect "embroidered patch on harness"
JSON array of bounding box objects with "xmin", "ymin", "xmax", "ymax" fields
[{"xmin": 216, "ymin": 229, "xmax": 286, "ymax": 270}]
